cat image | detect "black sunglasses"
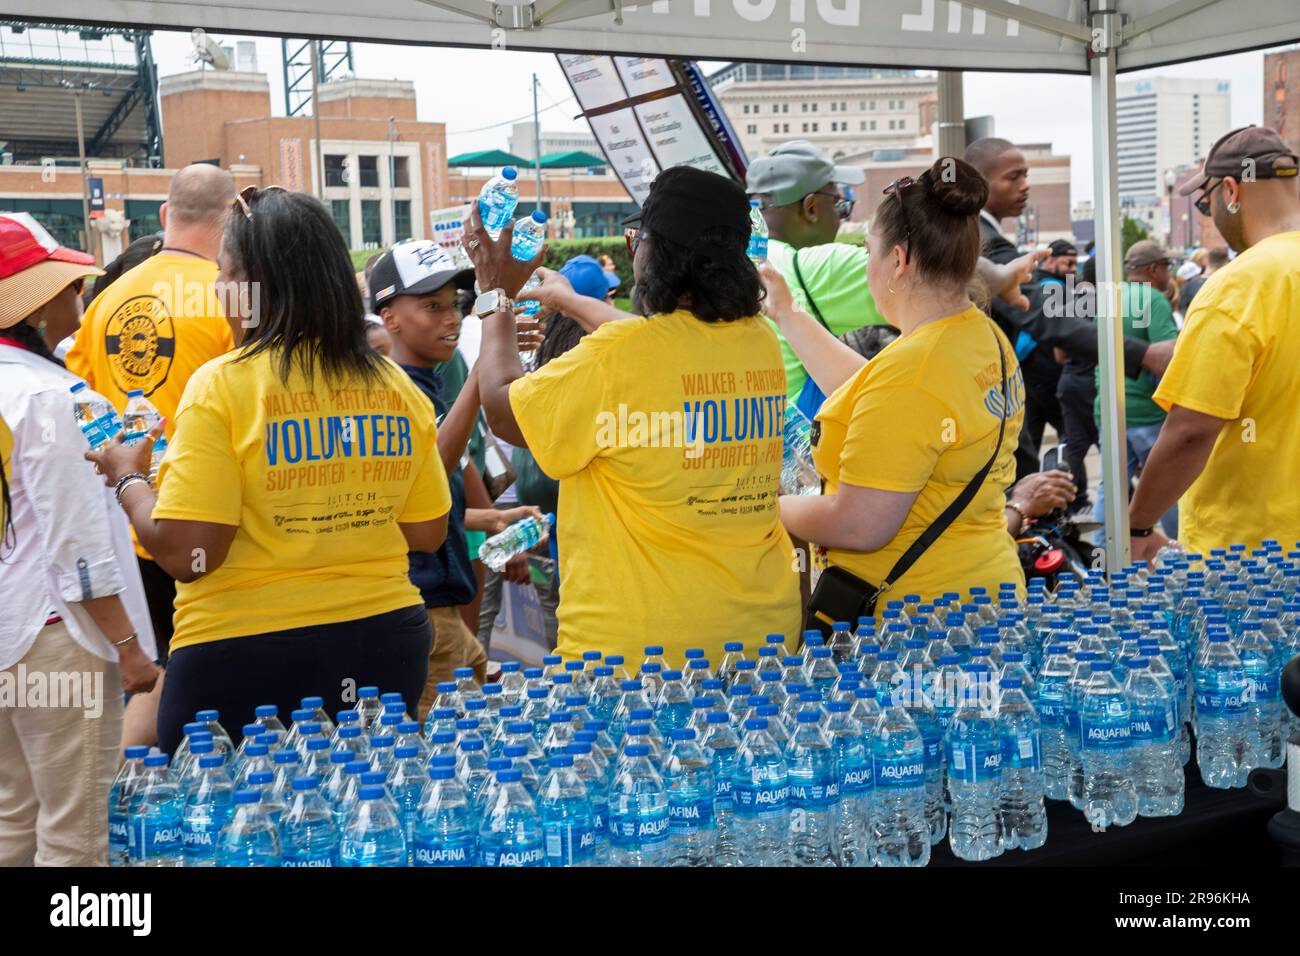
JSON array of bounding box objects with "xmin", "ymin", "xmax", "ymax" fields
[
  {"xmin": 882, "ymin": 176, "xmax": 917, "ymax": 251},
  {"xmin": 1194, "ymin": 179, "xmax": 1224, "ymax": 217},
  {"xmin": 809, "ymin": 189, "xmax": 855, "ymax": 222}
]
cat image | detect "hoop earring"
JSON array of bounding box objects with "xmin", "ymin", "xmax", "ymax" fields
[{"xmin": 1226, "ymin": 200, "xmax": 1241, "ymax": 215}]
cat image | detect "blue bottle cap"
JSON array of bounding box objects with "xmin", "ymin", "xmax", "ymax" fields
[
  {"xmin": 430, "ymin": 755, "xmax": 457, "ymax": 769},
  {"xmin": 345, "ymin": 760, "xmax": 370, "ymax": 774},
  {"xmin": 746, "ymin": 695, "xmax": 767, "ymax": 707},
  {"xmin": 669, "ymin": 728, "xmax": 696, "ymax": 741},
  {"xmin": 247, "ymin": 771, "xmax": 273, "ymax": 785},
  {"xmin": 662, "ymin": 670, "xmax": 684, "ymax": 681},
  {"xmin": 782, "ymin": 656, "xmax": 803, "ymax": 667},
  {"xmin": 298, "ymin": 722, "xmax": 322, "ymax": 735},
  {"xmin": 706, "ymin": 711, "xmax": 731, "ymax": 724},
  {"xmin": 799, "ymin": 691, "xmax": 821, "ymax": 703},
  {"xmin": 397, "ymin": 721, "xmax": 422, "ymax": 735},
  {"xmin": 182, "ymin": 721, "xmax": 205, "ymax": 735},
  {"xmin": 640, "ymin": 664, "xmax": 661, "ymax": 675},
  {"xmin": 143, "ymin": 753, "xmax": 169, "ymax": 768},
  {"xmin": 291, "ymin": 709, "xmax": 314, "ymax": 721},
  {"xmin": 593, "ymin": 666, "xmax": 614, "ymax": 677},
  {"xmin": 496, "ymin": 768, "xmax": 523, "ymax": 783},
  {"xmin": 195, "ymin": 709, "xmax": 220, "ymax": 722},
  {"xmin": 124, "ymin": 745, "xmax": 150, "ymax": 759},
  {"xmin": 330, "ymin": 751, "xmax": 353, "ymax": 765},
  {"xmin": 506, "ymin": 721, "xmax": 532, "ymax": 734},
  {"xmin": 458, "ymin": 739, "xmax": 484, "ymax": 752},
  {"xmin": 734, "ymin": 660, "xmax": 756, "ymax": 671},
  {"xmin": 234, "ymin": 789, "xmax": 260, "ymax": 805},
  {"xmin": 254, "ymin": 705, "xmax": 278, "ymax": 718},
  {"xmin": 605, "ymin": 656, "xmax": 625, "ymax": 665},
  {"xmin": 796, "ymin": 711, "xmax": 821, "ymax": 723},
  {"xmin": 360, "ymin": 771, "xmax": 387, "ymax": 785},
  {"xmin": 574, "ymin": 730, "xmax": 598, "ymax": 743},
  {"xmin": 486, "ymin": 757, "xmax": 512, "ymax": 771},
  {"xmin": 300, "ymin": 696, "xmax": 324, "ymax": 709},
  {"xmin": 551, "ymin": 674, "xmax": 573, "ymax": 686},
  {"xmin": 542, "ymin": 655, "xmax": 562, "ymax": 665},
  {"xmin": 1090, "ymin": 661, "xmax": 1114, "ymax": 672},
  {"xmin": 999, "ymin": 678, "xmax": 1022, "ymax": 690},
  {"xmin": 198, "ymin": 755, "xmax": 225, "ymax": 769},
  {"xmin": 395, "ymin": 746, "xmax": 420, "ymax": 760},
  {"xmin": 337, "ymin": 711, "xmax": 359, "ymax": 724},
  {"xmin": 358, "ymin": 686, "xmax": 380, "ymax": 699},
  {"xmin": 371, "ymin": 735, "xmax": 395, "ymax": 748},
  {"xmin": 338, "ymin": 725, "xmax": 361, "ymax": 739},
  {"xmin": 744, "ymin": 718, "xmax": 768, "ymax": 731},
  {"xmin": 453, "ymin": 667, "xmax": 474, "ymax": 679},
  {"xmin": 826, "ymin": 700, "xmax": 850, "ymax": 713},
  {"xmin": 190, "ymin": 740, "xmax": 214, "ymax": 755},
  {"xmin": 436, "ymin": 681, "xmax": 457, "ymax": 693},
  {"xmin": 582, "ymin": 650, "xmax": 603, "ymax": 661},
  {"xmin": 1127, "ymin": 658, "xmax": 1150, "ymax": 668},
  {"xmin": 644, "ymin": 646, "xmax": 664, "ymax": 656},
  {"xmin": 273, "ymin": 749, "xmax": 300, "ymax": 765},
  {"xmin": 549, "ymin": 711, "xmax": 572, "ymax": 724},
  {"xmin": 548, "ymin": 754, "xmax": 573, "ymax": 768},
  {"xmin": 254, "ymin": 732, "xmax": 277, "ymax": 746},
  {"xmin": 501, "ymin": 661, "xmax": 521, "ymax": 673},
  {"xmin": 629, "ymin": 707, "xmax": 653, "ymax": 721},
  {"xmin": 358, "ymin": 785, "xmax": 386, "ymax": 800},
  {"xmin": 626, "ymin": 722, "xmax": 650, "ymax": 736},
  {"xmin": 455, "ymin": 718, "xmax": 479, "ymax": 731},
  {"xmin": 567, "ymin": 742, "xmax": 593, "ymax": 756},
  {"xmin": 244, "ymin": 743, "xmax": 268, "ymax": 757},
  {"xmin": 586, "ymin": 719, "xmax": 609, "ymax": 732},
  {"xmin": 811, "ymin": 648, "xmax": 832, "ymax": 659},
  {"xmin": 524, "ymin": 668, "xmax": 543, "ymax": 679},
  {"xmin": 428, "ymin": 766, "xmax": 456, "ymax": 781},
  {"xmin": 502, "ymin": 745, "xmax": 527, "ymax": 758},
  {"xmin": 623, "ymin": 744, "xmax": 651, "ymax": 758},
  {"xmin": 290, "ymin": 775, "xmax": 320, "ymax": 791}
]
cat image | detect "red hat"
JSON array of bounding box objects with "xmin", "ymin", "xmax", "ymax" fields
[{"xmin": 0, "ymin": 212, "xmax": 101, "ymax": 329}]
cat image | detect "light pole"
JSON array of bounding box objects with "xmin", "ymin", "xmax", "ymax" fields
[
  {"xmin": 1164, "ymin": 168, "xmax": 1177, "ymax": 249},
  {"xmin": 388, "ymin": 116, "xmax": 397, "ymax": 243}
]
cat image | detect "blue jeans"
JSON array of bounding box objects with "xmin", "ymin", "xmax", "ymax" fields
[{"xmin": 1092, "ymin": 422, "xmax": 1179, "ymax": 541}]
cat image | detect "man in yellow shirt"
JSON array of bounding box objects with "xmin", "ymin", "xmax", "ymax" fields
[
  {"xmin": 66, "ymin": 163, "xmax": 235, "ymax": 745},
  {"xmin": 1130, "ymin": 127, "xmax": 1300, "ymax": 561}
]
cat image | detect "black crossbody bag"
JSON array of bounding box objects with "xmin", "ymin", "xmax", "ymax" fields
[{"xmin": 805, "ymin": 321, "xmax": 1010, "ymax": 637}]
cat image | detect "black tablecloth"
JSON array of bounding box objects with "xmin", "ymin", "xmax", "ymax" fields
[{"xmin": 930, "ymin": 762, "xmax": 1282, "ymax": 867}]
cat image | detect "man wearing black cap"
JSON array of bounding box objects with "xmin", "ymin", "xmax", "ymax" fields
[
  {"xmin": 1130, "ymin": 125, "xmax": 1300, "ymax": 561},
  {"xmin": 464, "ymin": 164, "xmax": 801, "ymax": 664}
]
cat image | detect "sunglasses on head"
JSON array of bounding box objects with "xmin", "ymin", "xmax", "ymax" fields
[
  {"xmin": 232, "ymin": 184, "xmax": 288, "ymax": 221},
  {"xmin": 624, "ymin": 225, "xmax": 644, "ymax": 257},
  {"xmin": 882, "ymin": 176, "xmax": 917, "ymax": 251}
]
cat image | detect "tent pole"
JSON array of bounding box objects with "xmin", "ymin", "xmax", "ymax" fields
[{"xmin": 1089, "ymin": 7, "xmax": 1130, "ymax": 577}]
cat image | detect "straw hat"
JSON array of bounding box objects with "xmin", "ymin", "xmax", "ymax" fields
[{"xmin": 0, "ymin": 212, "xmax": 103, "ymax": 329}]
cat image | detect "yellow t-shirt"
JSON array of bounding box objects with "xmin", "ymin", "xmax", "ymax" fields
[
  {"xmin": 1153, "ymin": 231, "xmax": 1300, "ymax": 556},
  {"xmin": 0, "ymin": 414, "xmax": 12, "ymax": 535},
  {"xmin": 812, "ymin": 305, "xmax": 1026, "ymax": 602},
  {"xmin": 152, "ymin": 348, "xmax": 451, "ymax": 651},
  {"xmin": 67, "ymin": 253, "xmax": 235, "ymax": 559},
  {"xmin": 508, "ymin": 310, "xmax": 802, "ymax": 668}
]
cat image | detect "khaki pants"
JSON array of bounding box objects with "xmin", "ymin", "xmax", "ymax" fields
[
  {"xmin": 418, "ymin": 606, "xmax": 487, "ymax": 720},
  {"xmin": 0, "ymin": 621, "xmax": 122, "ymax": 866}
]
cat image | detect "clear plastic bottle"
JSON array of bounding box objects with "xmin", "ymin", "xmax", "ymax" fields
[
  {"xmin": 478, "ymin": 514, "xmax": 552, "ymax": 572},
  {"xmin": 663, "ymin": 728, "xmax": 716, "ymax": 867},
  {"xmin": 194, "ymin": 709, "xmax": 234, "ymax": 754},
  {"xmin": 702, "ymin": 710, "xmax": 741, "ymax": 867},
  {"xmin": 180, "ymin": 754, "xmax": 234, "ymax": 866},
  {"xmin": 730, "ymin": 718, "xmax": 790, "ymax": 866},
  {"xmin": 567, "ymin": 741, "xmax": 609, "ymax": 864},
  {"xmin": 413, "ymin": 765, "xmax": 477, "ymax": 866},
  {"xmin": 478, "ymin": 767, "xmax": 544, "ymax": 866},
  {"xmin": 121, "ymin": 389, "xmax": 168, "ymax": 479},
  {"xmin": 354, "ymin": 685, "xmax": 384, "ymax": 730},
  {"xmin": 108, "ymin": 745, "xmax": 150, "ymax": 867},
  {"xmin": 747, "ymin": 199, "xmax": 769, "ymax": 263},
  {"xmin": 477, "ymin": 166, "xmax": 519, "ymax": 238},
  {"xmin": 1123, "ymin": 658, "xmax": 1184, "ymax": 818},
  {"xmin": 538, "ymin": 754, "xmax": 595, "ymax": 867},
  {"xmin": 338, "ymin": 784, "xmax": 407, "ymax": 866},
  {"xmin": 870, "ymin": 700, "xmax": 929, "ymax": 867},
  {"xmin": 607, "ymin": 743, "xmax": 671, "ymax": 866},
  {"xmin": 279, "ymin": 776, "xmax": 338, "ymax": 867},
  {"xmin": 1237, "ymin": 620, "xmax": 1284, "ymax": 769},
  {"xmin": 128, "ymin": 753, "xmax": 184, "ymax": 867},
  {"xmin": 947, "ymin": 680, "xmax": 1004, "ymax": 861},
  {"xmin": 1194, "ymin": 630, "xmax": 1251, "ymax": 788},
  {"xmin": 995, "ymin": 678, "xmax": 1046, "ymax": 851},
  {"xmin": 655, "ymin": 669, "xmax": 694, "ymax": 735},
  {"xmin": 1079, "ymin": 661, "xmax": 1139, "ymax": 829},
  {"xmin": 215, "ymin": 788, "xmax": 281, "ymax": 867},
  {"xmin": 69, "ymin": 381, "xmax": 121, "ymax": 449},
  {"xmin": 781, "ymin": 403, "xmax": 821, "ymax": 496},
  {"xmin": 1035, "ymin": 643, "xmax": 1074, "ymax": 802},
  {"xmin": 509, "ymin": 209, "xmax": 547, "ymax": 261},
  {"xmin": 825, "ymin": 700, "xmax": 872, "ymax": 867}
]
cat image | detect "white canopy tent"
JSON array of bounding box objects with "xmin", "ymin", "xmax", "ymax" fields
[{"xmin": 10, "ymin": 0, "xmax": 1299, "ymax": 574}]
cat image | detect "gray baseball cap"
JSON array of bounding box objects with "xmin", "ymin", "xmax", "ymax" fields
[{"xmin": 745, "ymin": 140, "xmax": 865, "ymax": 207}]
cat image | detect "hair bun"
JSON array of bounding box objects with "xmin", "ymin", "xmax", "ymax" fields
[{"xmin": 925, "ymin": 157, "xmax": 989, "ymax": 217}]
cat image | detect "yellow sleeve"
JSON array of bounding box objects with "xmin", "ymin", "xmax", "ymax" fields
[
  {"xmin": 507, "ymin": 331, "xmax": 610, "ymax": 480},
  {"xmin": 151, "ymin": 371, "xmax": 242, "ymax": 525},
  {"xmin": 399, "ymin": 403, "xmax": 451, "ymax": 523},
  {"xmin": 837, "ymin": 381, "xmax": 950, "ymax": 493},
  {"xmin": 1153, "ymin": 303, "xmax": 1258, "ymax": 420},
  {"xmin": 65, "ymin": 303, "xmax": 97, "ymax": 384}
]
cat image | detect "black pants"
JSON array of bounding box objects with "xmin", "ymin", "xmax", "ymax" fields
[
  {"xmin": 156, "ymin": 604, "xmax": 432, "ymax": 755},
  {"xmin": 1014, "ymin": 384, "xmax": 1065, "ymax": 482},
  {"xmin": 1057, "ymin": 374, "xmax": 1099, "ymax": 509},
  {"xmin": 137, "ymin": 556, "xmax": 176, "ymax": 666}
]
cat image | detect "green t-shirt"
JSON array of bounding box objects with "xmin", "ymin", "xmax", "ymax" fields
[
  {"xmin": 1093, "ymin": 282, "xmax": 1179, "ymax": 427},
  {"xmin": 764, "ymin": 237, "xmax": 887, "ymax": 401}
]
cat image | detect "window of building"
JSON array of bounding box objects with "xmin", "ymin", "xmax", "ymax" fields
[
  {"xmin": 390, "ymin": 156, "xmax": 410, "ymax": 188},
  {"xmin": 812, "ymin": 122, "xmax": 819, "ymax": 132},
  {"xmin": 358, "ymin": 155, "xmax": 379, "ymax": 189},
  {"xmin": 811, "ymin": 103, "xmax": 818, "ymax": 112},
  {"xmin": 840, "ymin": 102, "xmax": 847, "ymax": 112},
  {"xmin": 324, "ymin": 154, "xmax": 349, "ymax": 188},
  {"xmin": 802, "ymin": 122, "xmax": 808, "ymax": 133},
  {"xmin": 859, "ymin": 100, "xmax": 866, "ymax": 110},
  {"xmin": 124, "ymin": 199, "xmax": 163, "ymax": 242},
  {"xmin": 870, "ymin": 120, "xmax": 877, "ymax": 131},
  {"xmin": 831, "ymin": 102, "xmax": 838, "ymax": 112},
  {"xmin": 888, "ymin": 120, "xmax": 896, "ymax": 130},
  {"xmin": 783, "ymin": 104, "xmax": 789, "ymax": 113},
  {"xmin": 869, "ymin": 100, "xmax": 876, "ymax": 110},
  {"xmin": 743, "ymin": 104, "xmax": 750, "ymax": 114},
  {"xmin": 360, "ymin": 199, "xmax": 383, "ymax": 246},
  {"xmin": 330, "ymin": 199, "xmax": 352, "ymax": 246},
  {"xmin": 801, "ymin": 103, "xmax": 808, "ymax": 113},
  {"xmin": 860, "ymin": 121, "xmax": 867, "ymax": 131},
  {"xmin": 393, "ymin": 200, "xmax": 412, "ymax": 240},
  {"xmin": 783, "ymin": 123, "xmax": 789, "ymax": 133}
]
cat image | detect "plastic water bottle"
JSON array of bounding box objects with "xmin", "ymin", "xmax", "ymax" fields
[
  {"xmin": 69, "ymin": 381, "xmax": 121, "ymax": 449},
  {"xmin": 995, "ymin": 678, "xmax": 1046, "ymax": 851},
  {"xmin": 279, "ymin": 776, "xmax": 338, "ymax": 867},
  {"xmin": 1237, "ymin": 621, "xmax": 1283, "ymax": 769},
  {"xmin": 730, "ymin": 718, "xmax": 789, "ymax": 866},
  {"xmin": 388, "ymin": 745, "xmax": 427, "ymax": 858},
  {"xmin": 1123, "ymin": 658, "xmax": 1184, "ymax": 817},
  {"xmin": 128, "ymin": 754, "xmax": 184, "ymax": 867},
  {"xmin": 870, "ymin": 701, "xmax": 929, "ymax": 867},
  {"xmin": 181, "ymin": 755, "xmax": 234, "ymax": 866},
  {"xmin": 411, "ymin": 766, "xmax": 476, "ymax": 866},
  {"xmin": 824, "ymin": 700, "xmax": 871, "ymax": 866},
  {"xmin": 947, "ymin": 679, "xmax": 1004, "ymax": 861},
  {"xmin": 655, "ymin": 670, "xmax": 694, "ymax": 735},
  {"xmin": 478, "ymin": 767, "xmax": 544, "ymax": 867},
  {"xmin": 477, "ymin": 166, "xmax": 519, "ymax": 238},
  {"xmin": 786, "ymin": 711, "xmax": 839, "ymax": 866},
  {"xmin": 1079, "ymin": 661, "xmax": 1138, "ymax": 829},
  {"xmin": 899, "ymin": 658, "xmax": 946, "ymax": 845},
  {"xmin": 1065, "ymin": 649, "xmax": 1098, "ymax": 809},
  {"xmin": 663, "ymin": 728, "xmax": 716, "ymax": 866},
  {"xmin": 608, "ymin": 743, "xmax": 671, "ymax": 866},
  {"xmin": 781, "ymin": 403, "xmax": 821, "ymax": 496},
  {"xmin": 122, "ymin": 389, "xmax": 168, "ymax": 479},
  {"xmin": 510, "ymin": 209, "xmax": 547, "ymax": 262},
  {"xmin": 478, "ymin": 513, "xmax": 552, "ymax": 572},
  {"xmin": 567, "ymin": 741, "xmax": 609, "ymax": 861},
  {"xmin": 1194, "ymin": 631, "xmax": 1251, "ymax": 788},
  {"xmin": 215, "ymin": 789, "xmax": 281, "ymax": 867},
  {"xmin": 701, "ymin": 711, "xmax": 741, "ymax": 866},
  {"xmin": 339, "ymin": 784, "xmax": 407, "ymax": 866},
  {"xmin": 747, "ymin": 199, "xmax": 769, "ymax": 263},
  {"xmin": 538, "ymin": 754, "xmax": 595, "ymax": 867},
  {"xmin": 108, "ymin": 745, "xmax": 149, "ymax": 867}
]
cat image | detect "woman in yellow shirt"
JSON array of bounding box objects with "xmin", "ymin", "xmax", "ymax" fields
[
  {"xmin": 89, "ymin": 187, "xmax": 452, "ymax": 753},
  {"xmin": 762, "ymin": 157, "xmax": 1027, "ymax": 623}
]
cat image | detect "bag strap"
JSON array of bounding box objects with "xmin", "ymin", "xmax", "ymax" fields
[
  {"xmin": 878, "ymin": 320, "xmax": 1010, "ymax": 595},
  {"xmin": 791, "ymin": 249, "xmax": 833, "ymax": 334}
]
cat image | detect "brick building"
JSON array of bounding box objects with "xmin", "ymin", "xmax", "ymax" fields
[{"xmin": 1264, "ymin": 49, "xmax": 1300, "ymax": 161}]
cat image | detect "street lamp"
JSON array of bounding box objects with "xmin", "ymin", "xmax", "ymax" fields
[{"xmin": 1164, "ymin": 168, "xmax": 1177, "ymax": 249}]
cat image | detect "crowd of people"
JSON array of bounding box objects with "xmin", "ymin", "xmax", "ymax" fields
[{"xmin": 0, "ymin": 121, "xmax": 1296, "ymax": 865}]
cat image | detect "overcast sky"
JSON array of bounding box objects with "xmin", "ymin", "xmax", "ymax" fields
[{"xmin": 150, "ymin": 30, "xmax": 1288, "ymax": 206}]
